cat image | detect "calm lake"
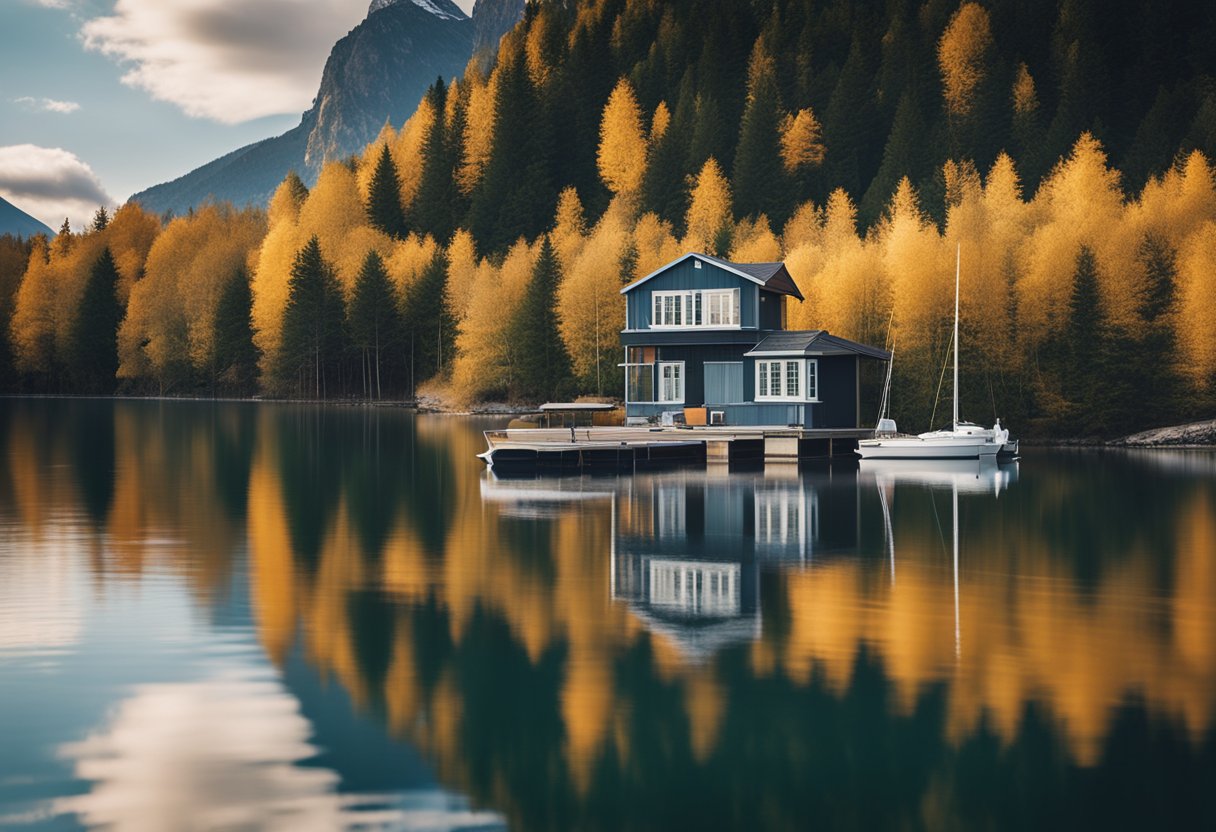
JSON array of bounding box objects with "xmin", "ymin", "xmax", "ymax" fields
[{"xmin": 1, "ymin": 399, "xmax": 1214, "ymax": 830}]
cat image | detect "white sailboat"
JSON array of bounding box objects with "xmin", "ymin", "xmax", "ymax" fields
[{"xmin": 857, "ymin": 246, "xmax": 1012, "ymax": 460}]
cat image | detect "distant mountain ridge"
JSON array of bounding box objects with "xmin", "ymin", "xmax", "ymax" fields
[
  {"xmin": 0, "ymin": 196, "xmax": 53, "ymax": 239},
  {"xmin": 131, "ymin": 0, "xmax": 522, "ymax": 218}
]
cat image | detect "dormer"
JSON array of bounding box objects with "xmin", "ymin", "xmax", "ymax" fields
[{"xmin": 620, "ymin": 253, "xmax": 803, "ymax": 332}]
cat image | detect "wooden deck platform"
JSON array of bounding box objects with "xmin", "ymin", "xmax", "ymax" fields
[{"xmin": 479, "ymin": 425, "xmax": 873, "ymax": 469}]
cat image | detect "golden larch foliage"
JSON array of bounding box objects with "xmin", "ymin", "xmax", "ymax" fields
[
  {"xmin": 444, "ymin": 229, "xmax": 480, "ymax": 321},
  {"xmin": 356, "ymin": 122, "xmax": 400, "ymax": 200},
  {"xmin": 779, "ymin": 108, "xmax": 826, "ymax": 172},
  {"xmin": 458, "ymin": 69, "xmax": 498, "ymax": 195},
  {"xmin": 551, "ymin": 186, "xmax": 587, "ymax": 272},
  {"xmin": 597, "ymin": 78, "xmax": 648, "ymax": 196},
  {"xmin": 297, "ymin": 162, "xmax": 396, "ymax": 295},
  {"xmin": 683, "ymin": 157, "xmax": 733, "ymax": 253},
  {"xmin": 385, "ymin": 233, "xmax": 439, "ymax": 298},
  {"xmin": 451, "ymin": 238, "xmax": 535, "ymax": 401},
  {"xmin": 730, "ymin": 215, "xmax": 781, "ymax": 262},
  {"xmin": 559, "ymin": 211, "xmax": 629, "ymax": 384},
  {"xmin": 937, "ymin": 2, "xmax": 993, "ymax": 116},
  {"xmin": 1012, "ymin": 61, "xmax": 1039, "ymax": 115},
  {"xmin": 632, "ymin": 212, "xmax": 681, "ymax": 278},
  {"xmin": 105, "ymin": 203, "xmax": 161, "ymax": 303},
  {"xmin": 10, "ymin": 237, "xmax": 56, "ymax": 373},
  {"xmin": 120, "ymin": 206, "xmax": 266, "ymax": 380},
  {"xmin": 782, "ymin": 200, "xmax": 825, "ymax": 252},
  {"xmin": 391, "ymin": 98, "xmax": 436, "ymax": 210},
  {"xmin": 650, "ymin": 101, "xmax": 671, "ymax": 142},
  {"xmin": 1177, "ymin": 221, "xmax": 1216, "ymax": 383},
  {"xmin": 1019, "ymin": 133, "xmax": 1126, "ymax": 338}
]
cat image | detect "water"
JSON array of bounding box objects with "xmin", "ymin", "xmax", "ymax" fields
[{"xmin": 1, "ymin": 399, "xmax": 1214, "ymax": 830}]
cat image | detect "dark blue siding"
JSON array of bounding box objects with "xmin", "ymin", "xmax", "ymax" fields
[
  {"xmin": 811, "ymin": 355, "xmax": 858, "ymax": 428},
  {"xmin": 758, "ymin": 292, "xmax": 785, "ymax": 329},
  {"xmin": 625, "ymin": 258, "xmax": 759, "ymax": 329}
]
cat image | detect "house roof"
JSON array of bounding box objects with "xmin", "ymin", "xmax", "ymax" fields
[
  {"xmin": 745, "ymin": 330, "xmax": 891, "ymax": 360},
  {"xmin": 620, "ymin": 252, "xmax": 805, "ymax": 301}
]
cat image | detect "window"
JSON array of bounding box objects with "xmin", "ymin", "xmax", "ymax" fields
[
  {"xmin": 755, "ymin": 359, "xmax": 817, "ymax": 401},
  {"xmin": 652, "ymin": 289, "xmax": 739, "ymax": 328},
  {"xmin": 658, "ymin": 362, "xmax": 684, "ymax": 403}
]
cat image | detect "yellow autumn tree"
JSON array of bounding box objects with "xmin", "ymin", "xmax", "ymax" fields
[
  {"xmin": 779, "ymin": 108, "xmax": 826, "ymax": 172},
  {"xmin": 650, "ymin": 101, "xmax": 671, "ymax": 142},
  {"xmin": 551, "ymin": 186, "xmax": 587, "ymax": 273},
  {"xmin": 444, "ymin": 229, "xmax": 480, "ymax": 321},
  {"xmin": 458, "ymin": 68, "xmax": 498, "ymax": 194},
  {"xmin": 729, "ymin": 215, "xmax": 781, "ymax": 263},
  {"xmin": 559, "ymin": 212, "xmax": 629, "ymax": 392},
  {"xmin": 632, "ymin": 212, "xmax": 681, "ymax": 278},
  {"xmin": 10, "ymin": 236, "xmax": 55, "ymax": 373},
  {"xmin": 1176, "ymin": 221, "xmax": 1216, "ymax": 385},
  {"xmin": 451, "ymin": 238, "xmax": 535, "ymax": 401},
  {"xmin": 683, "ymin": 157, "xmax": 733, "ymax": 254},
  {"xmin": 392, "ymin": 97, "xmax": 436, "ymax": 210},
  {"xmin": 597, "ymin": 78, "xmax": 648, "ymax": 197},
  {"xmin": 937, "ymin": 2, "xmax": 993, "ymax": 117},
  {"xmin": 121, "ymin": 206, "xmax": 266, "ymax": 383}
]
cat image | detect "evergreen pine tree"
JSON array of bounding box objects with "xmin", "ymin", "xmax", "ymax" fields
[
  {"xmin": 823, "ymin": 38, "xmax": 879, "ymax": 202},
  {"xmin": 508, "ymin": 236, "xmax": 572, "ymax": 402},
  {"xmin": 733, "ymin": 43, "xmax": 790, "ymax": 224},
  {"xmin": 413, "ymin": 79, "xmax": 456, "ymax": 243},
  {"xmin": 1131, "ymin": 233, "xmax": 1186, "ymax": 428},
  {"xmin": 212, "ymin": 266, "xmax": 260, "ymax": 395},
  {"xmin": 348, "ymin": 250, "xmax": 402, "ymax": 400},
  {"xmin": 68, "ymin": 247, "xmax": 121, "ymax": 394},
  {"xmin": 402, "ymin": 250, "xmax": 455, "ymax": 393},
  {"xmin": 1065, "ymin": 245, "xmax": 1105, "ymax": 434},
  {"xmin": 278, "ymin": 236, "xmax": 347, "ymax": 398},
  {"xmin": 468, "ymin": 48, "xmax": 555, "ymax": 255},
  {"xmin": 284, "ymin": 170, "xmax": 310, "ymax": 206},
  {"xmin": 90, "ymin": 207, "xmax": 110, "ymax": 232},
  {"xmin": 366, "ymin": 144, "xmax": 407, "ymax": 239},
  {"xmin": 861, "ymin": 91, "xmax": 931, "ymax": 227}
]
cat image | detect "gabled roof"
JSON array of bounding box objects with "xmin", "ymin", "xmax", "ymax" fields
[
  {"xmin": 745, "ymin": 330, "xmax": 891, "ymax": 360},
  {"xmin": 620, "ymin": 252, "xmax": 805, "ymax": 301}
]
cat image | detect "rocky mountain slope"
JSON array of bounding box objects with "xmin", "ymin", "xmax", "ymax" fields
[{"xmin": 132, "ymin": 0, "xmax": 522, "ymax": 217}]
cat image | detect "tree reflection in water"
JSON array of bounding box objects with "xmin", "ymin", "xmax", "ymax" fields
[{"xmin": 2, "ymin": 399, "xmax": 1214, "ymax": 830}]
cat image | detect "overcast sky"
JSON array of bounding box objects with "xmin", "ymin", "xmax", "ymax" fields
[{"xmin": 0, "ymin": 0, "xmax": 476, "ymax": 229}]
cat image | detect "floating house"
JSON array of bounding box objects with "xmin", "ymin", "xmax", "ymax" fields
[{"xmin": 620, "ymin": 253, "xmax": 890, "ymax": 427}]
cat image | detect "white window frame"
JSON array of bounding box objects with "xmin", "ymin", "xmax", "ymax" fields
[
  {"xmin": 657, "ymin": 361, "xmax": 685, "ymax": 403},
  {"xmin": 755, "ymin": 359, "xmax": 818, "ymax": 402},
  {"xmin": 651, "ymin": 289, "xmax": 740, "ymax": 329}
]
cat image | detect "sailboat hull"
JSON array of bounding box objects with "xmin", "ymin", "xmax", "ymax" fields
[{"xmin": 856, "ymin": 437, "xmax": 1001, "ymax": 459}]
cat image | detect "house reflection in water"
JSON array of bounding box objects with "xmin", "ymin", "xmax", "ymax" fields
[{"xmin": 610, "ymin": 468, "xmax": 861, "ymax": 661}]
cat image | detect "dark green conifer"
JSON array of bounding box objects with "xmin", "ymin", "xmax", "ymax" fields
[
  {"xmin": 402, "ymin": 250, "xmax": 455, "ymax": 393},
  {"xmin": 414, "ymin": 79, "xmax": 458, "ymax": 244},
  {"xmin": 508, "ymin": 236, "xmax": 572, "ymax": 402},
  {"xmin": 68, "ymin": 247, "xmax": 121, "ymax": 393},
  {"xmin": 90, "ymin": 207, "xmax": 109, "ymax": 232},
  {"xmin": 1065, "ymin": 245, "xmax": 1105, "ymax": 434},
  {"xmin": 284, "ymin": 170, "xmax": 310, "ymax": 206},
  {"xmin": 733, "ymin": 47, "xmax": 790, "ymax": 224},
  {"xmin": 366, "ymin": 145, "xmax": 407, "ymax": 239},
  {"xmin": 279, "ymin": 236, "xmax": 347, "ymax": 398},
  {"xmin": 212, "ymin": 266, "xmax": 260, "ymax": 395},
  {"xmin": 348, "ymin": 250, "xmax": 402, "ymax": 400}
]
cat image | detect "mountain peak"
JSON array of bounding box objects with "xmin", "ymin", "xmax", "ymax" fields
[{"xmin": 368, "ymin": 0, "xmax": 468, "ymax": 21}]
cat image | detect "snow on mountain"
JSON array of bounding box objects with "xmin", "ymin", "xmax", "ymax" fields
[{"xmin": 369, "ymin": 0, "xmax": 467, "ymax": 20}]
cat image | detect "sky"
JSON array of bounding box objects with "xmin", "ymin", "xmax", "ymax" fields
[{"xmin": 0, "ymin": 0, "xmax": 476, "ymax": 230}]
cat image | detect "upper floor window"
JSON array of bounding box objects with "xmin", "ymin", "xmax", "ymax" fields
[{"xmin": 652, "ymin": 289, "xmax": 739, "ymax": 328}]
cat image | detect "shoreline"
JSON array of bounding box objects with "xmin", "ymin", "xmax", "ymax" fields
[{"xmin": 2, "ymin": 394, "xmax": 1213, "ymax": 447}]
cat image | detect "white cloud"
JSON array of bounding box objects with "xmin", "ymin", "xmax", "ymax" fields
[
  {"xmin": 51, "ymin": 663, "xmax": 506, "ymax": 831},
  {"xmin": 81, "ymin": 0, "xmax": 371, "ymax": 124},
  {"xmin": 14, "ymin": 96, "xmax": 81, "ymax": 114},
  {"xmin": 0, "ymin": 144, "xmax": 113, "ymax": 230}
]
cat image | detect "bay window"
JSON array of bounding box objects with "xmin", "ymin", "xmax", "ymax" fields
[{"xmin": 755, "ymin": 359, "xmax": 817, "ymax": 401}]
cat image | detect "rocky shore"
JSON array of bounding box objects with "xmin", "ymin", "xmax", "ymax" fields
[{"xmin": 1110, "ymin": 418, "xmax": 1216, "ymax": 448}]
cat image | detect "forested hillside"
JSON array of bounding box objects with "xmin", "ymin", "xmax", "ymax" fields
[{"xmin": 4, "ymin": 0, "xmax": 1216, "ymax": 437}]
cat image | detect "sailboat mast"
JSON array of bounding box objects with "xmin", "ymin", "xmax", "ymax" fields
[{"xmin": 953, "ymin": 244, "xmax": 960, "ymax": 431}]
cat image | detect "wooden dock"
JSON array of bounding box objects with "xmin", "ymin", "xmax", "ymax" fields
[{"xmin": 479, "ymin": 425, "xmax": 873, "ymax": 470}]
